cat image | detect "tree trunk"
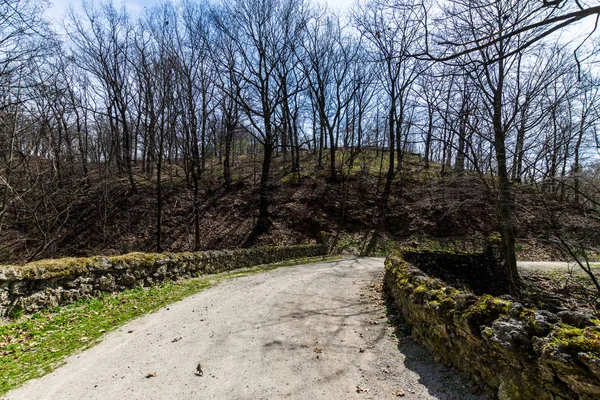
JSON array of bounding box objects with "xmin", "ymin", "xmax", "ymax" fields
[
  {"xmin": 156, "ymin": 151, "xmax": 163, "ymax": 253},
  {"xmin": 257, "ymin": 140, "xmax": 273, "ymax": 233},
  {"xmin": 328, "ymin": 128, "xmax": 337, "ymax": 181},
  {"xmin": 383, "ymin": 103, "xmax": 396, "ymax": 199},
  {"xmin": 424, "ymin": 104, "xmax": 433, "ymax": 169},
  {"xmin": 492, "ymin": 88, "xmax": 521, "ymax": 296},
  {"xmin": 224, "ymin": 123, "xmax": 234, "ymax": 188}
]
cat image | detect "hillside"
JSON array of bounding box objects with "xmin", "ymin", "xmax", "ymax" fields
[{"xmin": 1, "ymin": 150, "xmax": 597, "ymax": 264}]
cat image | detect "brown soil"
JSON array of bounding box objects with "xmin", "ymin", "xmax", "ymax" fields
[{"xmin": 1, "ymin": 151, "xmax": 598, "ymax": 264}]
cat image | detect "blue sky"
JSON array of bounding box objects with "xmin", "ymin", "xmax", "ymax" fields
[{"xmin": 45, "ymin": 0, "xmax": 353, "ymax": 22}]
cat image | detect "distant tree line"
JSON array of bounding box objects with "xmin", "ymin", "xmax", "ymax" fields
[{"xmin": 1, "ymin": 0, "xmax": 600, "ymax": 294}]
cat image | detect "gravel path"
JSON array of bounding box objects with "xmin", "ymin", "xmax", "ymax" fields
[
  {"xmin": 518, "ymin": 261, "xmax": 600, "ymax": 274},
  {"xmin": 5, "ymin": 257, "xmax": 483, "ymax": 400}
]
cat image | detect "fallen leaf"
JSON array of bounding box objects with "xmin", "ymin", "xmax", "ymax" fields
[
  {"xmin": 313, "ymin": 348, "xmax": 322, "ymax": 354},
  {"xmin": 356, "ymin": 385, "xmax": 369, "ymax": 393},
  {"xmin": 128, "ymin": 330, "xmax": 134, "ymax": 334},
  {"xmin": 172, "ymin": 337, "xmax": 182, "ymax": 343},
  {"xmin": 145, "ymin": 372, "xmax": 157, "ymax": 378}
]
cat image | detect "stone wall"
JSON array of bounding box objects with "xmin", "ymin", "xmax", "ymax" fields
[
  {"xmin": 385, "ymin": 250, "xmax": 600, "ymax": 400},
  {"xmin": 401, "ymin": 246, "xmax": 509, "ymax": 296},
  {"xmin": 0, "ymin": 244, "xmax": 327, "ymax": 317}
]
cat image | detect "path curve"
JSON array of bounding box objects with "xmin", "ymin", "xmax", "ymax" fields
[{"xmin": 5, "ymin": 258, "xmax": 482, "ymax": 400}]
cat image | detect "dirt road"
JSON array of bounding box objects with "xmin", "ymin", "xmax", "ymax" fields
[
  {"xmin": 5, "ymin": 258, "xmax": 482, "ymax": 400},
  {"xmin": 518, "ymin": 261, "xmax": 600, "ymax": 273}
]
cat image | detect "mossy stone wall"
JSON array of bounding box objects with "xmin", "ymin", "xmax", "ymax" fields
[
  {"xmin": 0, "ymin": 244, "xmax": 327, "ymax": 317},
  {"xmin": 402, "ymin": 246, "xmax": 509, "ymax": 296},
  {"xmin": 385, "ymin": 251, "xmax": 600, "ymax": 400}
]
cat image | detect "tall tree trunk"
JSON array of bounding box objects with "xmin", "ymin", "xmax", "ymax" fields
[
  {"xmin": 492, "ymin": 86, "xmax": 521, "ymax": 296},
  {"xmin": 383, "ymin": 103, "xmax": 396, "ymax": 199},
  {"xmin": 574, "ymin": 118, "xmax": 585, "ymax": 204},
  {"xmin": 257, "ymin": 140, "xmax": 273, "ymax": 233},
  {"xmin": 512, "ymin": 105, "xmax": 527, "ymax": 181},
  {"xmin": 224, "ymin": 123, "xmax": 234, "ymax": 188},
  {"xmin": 328, "ymin": 127, "xmax": 337, "ymax": 181},
  {"xmin": 156, "ymin": 154, "xmax": 163, "ymax": 252},
  {"xmin": 424, "ymin": 104, "xmax": 433, "ymax": 169}
]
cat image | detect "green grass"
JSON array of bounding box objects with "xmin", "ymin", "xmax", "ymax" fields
[{"xmin": 0, "ymin": 255, "xmax": 341, "ymax": 395}]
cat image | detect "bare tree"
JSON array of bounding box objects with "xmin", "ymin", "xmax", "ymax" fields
[
  {"xmin": 301, "ymin": 10, "xmax": 360, "ymax": 181},
  {"xmin": 354, "ymin": 0, "xmax": 424, "ymax": 199},
  {"xmin": 68, "ymin": 1, "xmax": 137, "ymax": 190},
  {"xmin": 212, "ymin": 0, "xmax": 308, "ymax": 237}
]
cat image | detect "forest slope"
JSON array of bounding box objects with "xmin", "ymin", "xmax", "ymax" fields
[{"xmin": 1, "ymin": 151, "xmax": 597, "ymax": 264}]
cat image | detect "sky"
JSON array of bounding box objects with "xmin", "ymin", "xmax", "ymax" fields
[
  {"xmin": 45, "ymin": 0, "xmax": 353, "ymax": 22},
  {"xmin": 44, "ymin": 0, "xmax": 598, "ymax": 55}
]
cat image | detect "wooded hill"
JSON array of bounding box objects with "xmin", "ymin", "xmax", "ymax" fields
[
  {"xmin": 2, "ymin": 0, "xmax": 600, "ymax": 296},
  {"xmin": 1, "ymin": 148, "xmax": 598, "ymax": 265}
]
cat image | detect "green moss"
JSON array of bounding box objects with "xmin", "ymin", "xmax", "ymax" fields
[
  {"xmin": 1, "ymin": 245, "xmax": 326, "ymax": 282},
  {"xmin": 427, "ymin": 300, "xmax": 441, "ymax": 308},
  {"xmin": 548, "ymin": 325, "xmax": 600, "ymax": 357},
  {"xmin": 488, "ymin": 235, "xmax": 502, "ymax": 244},
  {"xmin": 110, "ymin": 252, "xmax": 164, "ymax": 266},
  {"xmin": 9, "ymin": 257, "xmax": 96, "ymax": 280},
  {"xmin": 443, "ymin": 287, "xmax": 461, "ymax": 297},
  {"xmin": 482, "ymin": 326, "xmax": 494, "ymax": 337},
  {"xmin": 519, "ymin": 309, "xmax": 536, "ymax": 319},
  {"xmin": 459, "ymin": 295, "xmax": 511, "ymax": 332},
  {"xmin": 414, "ymin": 285, "xmax": 428, "ymax": 295},
  {"xmin": 440, "ymin": 297, "xmax": 456, "ymax": 310},
  {"xmin": 426, "ymin": 289, "xmax": 444, "ymax": 301}
]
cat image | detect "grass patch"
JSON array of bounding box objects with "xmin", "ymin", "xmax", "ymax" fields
[{"xmin": 0, "ymin": 255, "xmax": 341, "ymax": 395}]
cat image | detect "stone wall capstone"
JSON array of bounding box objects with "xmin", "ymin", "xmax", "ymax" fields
[{"xmin": 0, "ymin": 244, "xmax": 327, "ymax": 317}]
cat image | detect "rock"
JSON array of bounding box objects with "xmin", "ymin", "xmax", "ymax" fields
[
  {"xmin": 455, "ymin": 293, "xmax": 477, "ymax": 311},
  {"xmin": 97, "ymin": 275, "xmax": 116, "ymax": 292},
  {"xmin": 508, "ymin": 302, "xmax": 524, "ymax": 318},
  {"xmin": 499, "ymin": 294, "xmax": 516, "ymax": 302},
  {"xmin": 578, "ymin": 352, "xmax": 600, "ymax": 380},
  {"xmin": 119, "ymin": 272, "xmax": 138, "ymax": 287},
  {"xmin": 536, "ymin": 310, "xmax": 560, "ymax": 323},
  {"xmin": 557, "ymin": 311, "xmax": 595, "ymax": 329},
  {"xmin": 532, "ymin": 311, "xmax": 559, "ymax": 337},
  {"xmin": 487, "ymin": 318, "xmax": 531, "ymax": 352}
]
